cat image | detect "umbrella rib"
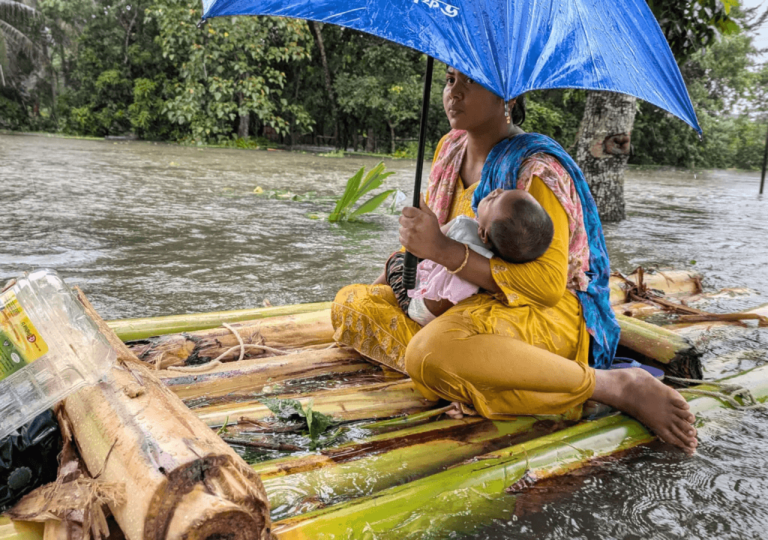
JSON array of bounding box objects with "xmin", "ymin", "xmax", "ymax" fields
[{"xmin": 324, "ymin": 7, "xmax": 365, "ymax": 22}]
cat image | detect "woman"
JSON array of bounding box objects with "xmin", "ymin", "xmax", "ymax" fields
[{"xmin": 332, "ymin": 68, "xmax": 697, "ymax": 453}]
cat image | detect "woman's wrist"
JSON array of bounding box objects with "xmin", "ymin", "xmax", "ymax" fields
[{"xmin": 435, "ymin": 237, "xmax": 466, "ymax": 270}]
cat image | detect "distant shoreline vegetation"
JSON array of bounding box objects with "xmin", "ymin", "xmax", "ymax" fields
[{"xmin": 0, "ymin": 0, "xmax": 765, "ymax": 171}]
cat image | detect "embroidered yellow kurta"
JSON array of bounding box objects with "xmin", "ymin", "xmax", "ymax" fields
[{"xmin": 331, "ymin": 142, "xmax": 595, "ymax": 419}]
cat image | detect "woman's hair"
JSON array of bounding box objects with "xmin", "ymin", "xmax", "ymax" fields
[{"xmin": 511, "ymin": 94, "xmax": 526, "ymax": 126}]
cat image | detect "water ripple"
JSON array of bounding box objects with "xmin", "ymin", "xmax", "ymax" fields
[{"xmin": 3, "ymin": 134, "xmax": 768, "ymax": 539}]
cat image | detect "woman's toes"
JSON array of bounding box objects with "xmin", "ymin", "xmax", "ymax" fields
[
  {"xmin": 671, "ymin": 395, "xmax": 691, "ymax": 410},
  {"xmin": 672, "ymin": 406, "xmax": 696, "ymax": 424},
  {"xmin": 658, "ymin": 428, "xmax": 686, "ymax": 451},
  {"xmin": 670, "ymin": 421, "xmax": 694, "ymax": 445},
  {"xmin": 673, "ymin": 415, "xmax": 694, "ymax": 435},
  {"xmin": 670, "ymin": 417, "xmax": 698, "ymax": 452}
]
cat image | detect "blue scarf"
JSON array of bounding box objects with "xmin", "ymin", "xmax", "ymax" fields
[{"xmin": 472, "ymin": 133, "xmax": 619, "ymax": 369}]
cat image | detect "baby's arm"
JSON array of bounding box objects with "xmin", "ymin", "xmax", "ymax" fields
[{"xmin": 423, "ymin": 297, "xmax": 455, "ymax": 317}]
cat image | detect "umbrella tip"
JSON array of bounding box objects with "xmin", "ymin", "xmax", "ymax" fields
[{"xmin": 197, "ymin": 18, "xmax": 207, "ymax": 29}]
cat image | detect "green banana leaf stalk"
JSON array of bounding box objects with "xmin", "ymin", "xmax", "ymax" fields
[{"xmin": 328, "ymin": 162, "xmax": 395, "ymax": 222}]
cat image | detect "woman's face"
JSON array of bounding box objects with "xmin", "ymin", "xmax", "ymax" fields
[{"xmin": 443, "ymin": 68, "xmax": 506, "ymax": 132}]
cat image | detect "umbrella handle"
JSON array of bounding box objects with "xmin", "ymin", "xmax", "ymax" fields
[
  {"xmin": 403, "ymin": 56, "xmax": 434, "ymax": 291},
  {"xmin": 403, "ymin": 251, "xmax": 419, "ymax": 292}
]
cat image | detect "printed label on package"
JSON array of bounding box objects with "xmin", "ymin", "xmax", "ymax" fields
[{"xmin": 0, "ymin": 291, "xmax": 48, "ymax": 381}]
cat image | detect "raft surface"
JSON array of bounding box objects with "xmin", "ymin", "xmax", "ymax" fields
[{"xmin": 8, "ymin": 269, "xmax": 765, "ymax": 539}]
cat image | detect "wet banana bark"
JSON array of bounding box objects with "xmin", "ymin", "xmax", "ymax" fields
[{"xmin": 64, "ymin": 290, "xmax": 275, "ymax": 540}]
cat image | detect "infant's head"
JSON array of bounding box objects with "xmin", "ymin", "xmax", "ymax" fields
[{"xmin": 476, "ymin": 188, "xmax": 554, "ymax": 263}]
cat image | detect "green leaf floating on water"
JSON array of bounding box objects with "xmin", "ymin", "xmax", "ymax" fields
[
  {"xmin": 260, "ymin": 397, "xmax": 336, "ymax": 449},
  {"xmin": 261, "ymin": 397, "xmax": 306, "ymax": 421},
  {"xmin": 305, "ymin": 400, "xmax": 334, "ymax": 443}
]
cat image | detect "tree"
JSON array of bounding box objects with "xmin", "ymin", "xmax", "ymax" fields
[
  {"xmin": 631, "ymin": 32, "xmax": 767, "ymax": 170},
  {"xmin": 53, "ymin": 0, "xmax": 172, "ymax": 138},
  {"xmin": 573, "ymin": 0, "xmax": 742, "ymax": 222},
  {"xmin": 307, "ymin": 21, "xmax": 338, "ymax": 144},
  {"xmin": 332, "ymin": 37, "xmax": 430, "ymax": 153},
  {"xmin": 149, "ymin": 2, "xmax": 314, "ymax": 143},
  {"xmin": 0, "ymin": 0, "xmax": 40, "ymax": 86},
  {"xmin": 336, "ymin": 73, "xmax": 422, "ymax": 154}
]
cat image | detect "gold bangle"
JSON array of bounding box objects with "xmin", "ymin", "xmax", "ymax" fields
[{"xmin": 447, "ymin": 243, "xmax": 470, "ymax": 275}]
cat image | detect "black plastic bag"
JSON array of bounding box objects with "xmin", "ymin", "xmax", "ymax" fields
[{"xmin": 0, "ymin": 410, "xmax": 61, "ymax": 512}]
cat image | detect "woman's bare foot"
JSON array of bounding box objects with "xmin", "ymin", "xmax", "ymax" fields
[{"xmin": 592, "ymin": 368, "xmax": 698, "ymax": 454}]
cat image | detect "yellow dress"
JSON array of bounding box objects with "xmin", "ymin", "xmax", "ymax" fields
[{"xmin": 331, "ymin": 142, "xmax": 595, "ymax": 420}]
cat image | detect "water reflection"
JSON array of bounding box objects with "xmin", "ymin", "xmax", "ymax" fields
[{"xmin": 475, "ymin": 410, "xmax": 768, "ymax": 539}]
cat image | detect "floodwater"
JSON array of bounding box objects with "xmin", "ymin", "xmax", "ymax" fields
[{"xmin": 2, "ymin": 133, "xmax": 768, "ymax": 538}]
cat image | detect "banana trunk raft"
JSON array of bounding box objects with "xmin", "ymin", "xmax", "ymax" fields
[{"xmin": 3, "ymin": 270, "xmax": 767, "ymax": 540}]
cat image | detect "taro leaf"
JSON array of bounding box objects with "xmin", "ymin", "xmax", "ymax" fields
[
  {"xmin": 261, "ymin": 397, "xmax": 306, "ymax": 421},
  {"xmin": 329, "ymin": 165, "xmax": 365, "ymax": 222},
  {"xmin": 305, "ymin": 400, "xmax": 335, "ymax": 443},
  {"xmin": 349, "ymin": 190, "xmax": 396, "ymax": 221},
  {"xmin": 346, "ymin": 162, "xmax": 394, "ymax": 209}
]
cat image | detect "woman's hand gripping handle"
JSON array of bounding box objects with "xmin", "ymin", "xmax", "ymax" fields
[
  {"xmin": 399, "ymin": 194, "xmax": 500, "ymax": 294},
  {"xmin": 399, "ymin": 194, "xmax": 450, "ymax": 262},
  {"xmin": 400, "ymin": 195, "xmax": 446, "ymax": 290}
]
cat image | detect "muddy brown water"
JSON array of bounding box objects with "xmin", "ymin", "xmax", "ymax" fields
[{"xmin": 2, "ymin": 133, "xmax": 767, "ymax": 538}]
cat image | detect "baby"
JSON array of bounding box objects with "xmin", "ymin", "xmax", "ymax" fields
[{"xmin": 387, "ymin": 188, "xmax": 554, "ymax": 326}]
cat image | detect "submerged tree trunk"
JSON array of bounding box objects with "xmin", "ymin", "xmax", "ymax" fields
[
  {"xmin": 309, "ymin": 22, "xmax": 339, "ymax": 145},
  {"xmin": 574, "ymin": 91, "xmax": 637, "ymax": 222}
]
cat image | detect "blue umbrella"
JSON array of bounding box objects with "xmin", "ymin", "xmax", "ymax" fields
[
  {"xmin": 202, "ymin": 0, "xmax": 699, "ymax": 132},
  {"xmin": 201, "ymin": 0, "xmax": 701, "ymax": 285}
]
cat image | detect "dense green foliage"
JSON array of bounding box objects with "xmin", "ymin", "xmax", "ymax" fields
[
  {"xmin": 0, "ymin": 0, "xmax": 765, "ymax": 170},
  {"xmin": 149, "ymin": 0, "xmax": 313, "ymax": 142},
  {"xmin": 632, "ymin": 31, "xmax": 768, "ymax": 169},
  {"xmin": 55, "ymin": 0, "xmax": 171, "ymax": 137}
]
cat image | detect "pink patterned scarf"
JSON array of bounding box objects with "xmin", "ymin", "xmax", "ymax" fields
[{"xmin": 427, "ymin": 129, "xmax": 468, "ymax": 225}]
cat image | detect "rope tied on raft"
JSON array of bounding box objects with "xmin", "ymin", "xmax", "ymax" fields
[
  {"xmin": 614, "ymin": 267, "xmax": 767, "ymax": 326},
  {"xmin": 168, "ymin": 322, "xmax": 290, "ymax": 373},
  {"xmin": 666, "ymin": 375, "xmax": 766, "ymax": 411}
]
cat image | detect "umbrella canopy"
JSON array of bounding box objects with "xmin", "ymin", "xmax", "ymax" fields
[{"xmin": 202, "ymin": 0, "xmax": 700, "ymax": 133}]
